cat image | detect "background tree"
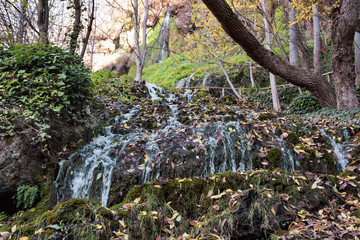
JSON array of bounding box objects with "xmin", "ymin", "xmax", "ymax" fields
[
  {"xmin": 69, "ymin": 0, "xmax": 82, "ymax": 55},
  {"xmin": 355, "ymin": 31, "xmax": 360, "ymax": 86},
  {"xmin": 202, "ymin": 0, "xmax": 359, "ymax": 110},
  {"xmin": 261, "ymin": 0, "xmax": 281, "ymax": 111},
  {"xmin": 312, "ymin": 4, "xmax": 321, "ymax": 73},
  {"xmin": 37, "ymin": 0, "xmax": 49, "ymax": 44}
]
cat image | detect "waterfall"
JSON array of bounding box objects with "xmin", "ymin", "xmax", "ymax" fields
[
  {"xmin": 319, "ymin": 129, "xmax": 348, "ymax": 172},
  {"xmin": 55, "ymin": 106, "xmax": 141, "ymax": 206},
  {"xmin": 274, "ymin": 135, "xmax": 295, "ymax": 172},
  {"xmin": 155, "ymin": 9, "xmax": 171, "ymax": 63},
  {"xmin": 201, "ymin": 121, "xmax": 252, "ymax": 175},
  {"xmin": 146, "ymin": 82, "xmax": 164, "ymax": 101},
  {"xmin": 202, "ymin": 73, "xmax": 210, "ymax": 87},
  {"xmin": 175, "ymin": 72, "xmax": 196, "ymax": 88}
]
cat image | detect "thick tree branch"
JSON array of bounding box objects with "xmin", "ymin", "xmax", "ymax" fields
[{"xmin": 201, "ymin": 0, "xmax": 336, "ymax": 107}]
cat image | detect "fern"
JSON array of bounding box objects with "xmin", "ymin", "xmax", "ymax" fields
[{"xmin": 16, "ymin": 185, "xmax": 39, "ymax": 209}]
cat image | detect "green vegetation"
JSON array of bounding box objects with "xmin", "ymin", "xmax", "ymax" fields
[
  {"xmin": 16, "ymin": 185, "xmax": 39, "ymax": 209},
  {"xmin": 142, "ymin": 54, "xmax": 198, "ymax": 87},
  {"xmin": 0, "ymin": 44, "xmax": 92, "ymax": 140},
  {"xmin": 288, "ymin": 92, "xmax": 321, "ymax": 114}
]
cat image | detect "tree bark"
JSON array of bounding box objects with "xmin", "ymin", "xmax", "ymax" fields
[
  {"xmin": 37, "ymin": 0, "xmax": 49, "ymax": 44},
  {"xmin": 80, "ymin": 0, "xmax": 95, "ymax": 58},
  {"xmin": 17, "ymin": 0, "xmax": 28, "ymax": 44},
  {"xmin": 69, "ymin": 0, "xmax": 82, "ymax": 55},
  {"xmin": 202, "ymin": 0, "xmax": 336, "ymax": 108},
  {"xmin": 289, "ymin": 2, "xmax": 298, "ymax": 66},
  {"xmin": 133, "ymin": 0, "xmax": 149, "ymax": 82},
  {"xmin": 262, "ymin": 0, "xmax": 281, "ymax": 112},
  {"xmin": 355, "ymin": 31, "xmax": 360, "ymax": 86},
  {"xmin": 312, "ymin": 5, "xmax": 321, "ymax": 73},
  {"xmin": 331, "ymin": 0, "xmax": 360, "ymax": 110}
]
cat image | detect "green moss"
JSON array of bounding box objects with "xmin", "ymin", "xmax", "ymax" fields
[
  {"xmin": 323, "ymin": 151, "xmax": 337, "ymax": 174},
  {"xmin": 286, "ymin": 132, "xmax": 299, "ymax": 145},
  {"xmin": 46, "ymin": 198, "xmax": 95, "ymax": 224},
  {"xmin": 142, "ymin": 55, "xmax": 198, "ymax": 87},
  {"xmin": 267, "ymin": 148, "xmax": 282, "ymax": 169},
  {"xmin": 119, "ymin": 185, "xmax": 142, "ymax": 206}
]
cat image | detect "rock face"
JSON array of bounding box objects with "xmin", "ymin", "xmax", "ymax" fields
[
  {"xmin": 0, "ymin": 134, "xmax": 44, "ymax": 213},
  {"xmin": 169, "ymin": 1, "xmax": 194, "ymax": 33},
  {"xmin": 96, "ymin": 53, "xmax": 133, "ymax": 77},
  {"xmin": 0, "ymin": 108, "xmax": 100, "ymax": 214}
]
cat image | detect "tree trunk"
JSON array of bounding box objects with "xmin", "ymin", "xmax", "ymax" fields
[
  {"xmin": 289, "ymin": 2, "xmax": 298, "ymax": 66},
  {"xmin": 331, "ymin": 0, "xmax": 360, "ymax": 110},
  {"xmin": 312, "ymin": 5, "xmax": 321, "ymax": 73},
  {"xmin": 17, "ymin": 0, "xmax": 28, "ymax": 44},
  {"xmin": 80, "ymin": 0, "xmax": 95, "ymax": 58},
  {"xmin": 133, "ymin": 0, "xmax": 149, "ymax": 82},
  {"xmin": 37, "ymin": 0, "xmax": 49, "ymax": 44},
  {"xmin": 355, "ymin": 31, "xmax": 360, "ymax": 86},
  {"xmin": 69, "ymin": 0, "xmax": 82, "ymax": 55},
  {"xmin": 249, "ymin": 60, "xmax": 255, "ymax": 87},
  {"xmin": 201, "ymin": 0, "xmax": 336, "ymax": 107},
  {"xmin": 261, "ymin": 0, "xmax": 281, "ymax": 112}
]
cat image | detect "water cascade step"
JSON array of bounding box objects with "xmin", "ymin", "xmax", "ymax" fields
[{"xmin": 319, "ymin": 129, "xmax": 348, "ymax": 172}]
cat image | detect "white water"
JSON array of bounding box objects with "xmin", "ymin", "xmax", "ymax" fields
[
  {"xmin": 157, "ymin": 9, "xmax": 171, "ymax": 63},
  {"xmin": 202, "ymin": 73, "xmax": 210, "ymax": 87},
  {"xmin": 55, "ymin": 106, "xmax": 141, "ymax": 206},
  {"xmin": 145, "ymin": 82, "xmax": 164, "ymax": 101},
  {"xmin": 274, "ymin": 135, "xmax": 295, "ymax": 172},
  {"xmin": 175, "ymin": 72, "xmax": 196, "ymax": 88},
  {"xmin": 319, "ymin": 129, "xmax": 348, "ymax": 172},
  {"xmin": 201, "ymin": 121, "xmax": 251, "ymax": 176}
]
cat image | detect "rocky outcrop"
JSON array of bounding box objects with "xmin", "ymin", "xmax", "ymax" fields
[
  {"xmin": 95, "ymin": 53, "xmax": 133, "ymax": 77},
  {"xmin": 169, "ymin": 1, "xmax": 194, "ymax": 33},
  {"xmin": 0, "ymin": 106, "xmax": 101, "ymax": 214}
]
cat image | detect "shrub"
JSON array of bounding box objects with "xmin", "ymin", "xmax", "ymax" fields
[
  {"xmin": 0, "ymin": 44, "xmax": 92, "ymax": 139},
  {"xmin": 288, "ymin": 92, "xmax": 321, "ymax": 114},
  {"xmin": 279, "ymin": 86, "xmax": 301, "ymax": 105}
]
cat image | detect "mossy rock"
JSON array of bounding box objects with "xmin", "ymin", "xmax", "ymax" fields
[
  {"xmin": 45, "ymin": 198, "xmax": 96, "ymax": 224},
  {"xmin": 267, "ymin": 148, "xmax": 282, "ymax": 169},
  {"xmin": 286, "ymin": 132, "xmax": 299, "ymax": 145}
]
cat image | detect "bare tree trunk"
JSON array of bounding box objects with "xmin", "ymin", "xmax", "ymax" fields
[
  {"xmin": 80, "ymin": 0, "xmax": 95, "ymax": 58},
  {"xmin": 313, "ymin": 5, "xmax": 321, "ymax": 73},
  {"xmin": 262, "ymin": 0, "xmax": 281, "ymax": 112},
  {"xmin": 355, "ymin": 31, "xmax": 360, "ymax": 86},
  {"xmin": 202, "ymin": 0, "xmax": 336, "ymax": 108},
  {"xmin": 37, "ymin": 0, "xmax": 49, "ymax": 44},
  {"xmin": 289, "ymin": 1, "xmax": 302, "ymax": 94},
  {"xmin": 17, "ymin": 0, "xmax": 28, "ymax": 44},
  {"xmin": 69, "ymin": 0, "xmax": 82, "ymax": 55},
  {"xmin": 133, "ymin": 0, "xmax": 149, "ymax": 82},
  {"xmin": 289, "ymin": 2, "xmax": 298, "ymax": 66},
  {"xmin": 249, "ymin": 60, "xmax": 255, "ymax": 87},
  {"xmin": 331, "ymin": 0, "xmax": 360, "ymax": 110}
]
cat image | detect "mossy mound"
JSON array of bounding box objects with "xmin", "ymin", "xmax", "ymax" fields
[{"xmin": 3, "ymin": 168, "xmax": 360, "ymax": 239}]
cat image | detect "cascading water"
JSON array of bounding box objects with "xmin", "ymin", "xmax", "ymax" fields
[
  {"xmin": 202, "ymin": 73, "xmax": 210, "ymax": 87},
  {"xmin": 175, "ymin": 72, "xmax": 195, "ymax": 88},
  {"xmin": 55, "ymin": 106, "xmax": 141, "ymax": 206},
  {"xmin": 155, "ymin": 9, "xmax": 171, "ymax": 63},
  {"xmin": 274, "ymin": 135, "xmax": 295, "ymax": 172},
  {"xmin": 146, "ymin": 82, "xmax": 164, "ymax": 101},
  {"xmin": 319, "ymin": 129, "xmax": 348, "ymax": 172},
  {"xmin": 201, "ymin": 121, "xmax": 252, "ymax": 175}
]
